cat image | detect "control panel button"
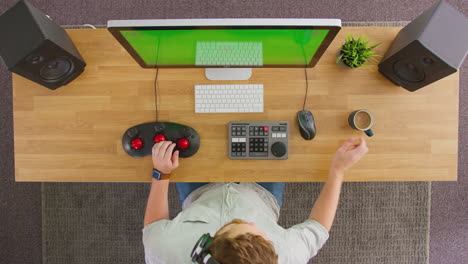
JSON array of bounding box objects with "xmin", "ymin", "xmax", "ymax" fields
[
  {"xmin": 249, "ymin": 152, "xmax": 268, "ymax": 157},
  {"xmin": 131, "ymin": 138, "xmax": 143, "ymax": 150},
  {"xmin": 177, "ymin": 138, "xmax": 190, "ymax": 150},
  {"xmin": 154, "ymin": 134, "xmax": 166, "ymax": 143}
]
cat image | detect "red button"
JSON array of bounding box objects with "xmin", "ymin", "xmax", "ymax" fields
[
  {"xmin": 131, "ymin": 138, "xmax": 143, "ymax": 150},
  {"xmin": 263, "ymin": 126, "xmax": 269, "ymax": 132},
  {"xmin": 177, "ymin": 138, "xmax": 190, "ymax": 150},
  {"xmin": 154, "ymin": 134, "xmax": 166, "ymax": 143}
]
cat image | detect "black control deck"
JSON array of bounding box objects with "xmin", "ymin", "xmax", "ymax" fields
[
  {"xmin": 122, "ymin": 122, "xmax": 200, "ymax": 158},
  {"xmin": 228, "ymin": 121, "xmax": 289, "ymax": 160}
]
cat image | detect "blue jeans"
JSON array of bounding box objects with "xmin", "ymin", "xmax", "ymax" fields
[{"xmin": 175, "ymin": 182, "xmax": 285, "ymax": 207}]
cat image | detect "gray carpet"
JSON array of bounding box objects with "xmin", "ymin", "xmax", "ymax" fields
[
  {"xmin": 279, "ymin": 183, "xmax": 430, "ymax": 264},
  {"xmin": 43, "ymin": 182, "xmax": 429, "ymax": 264},
  {"xmin": 0, "ymin": 68, "xmax": 42, "ymax": 264},
  {"xmin": 42, "ymin": 183, "xmax": 149, "ymax": 264},
  {"xmin": 0, "ymin": 1, "xmax": 467, "ymax": 264}
]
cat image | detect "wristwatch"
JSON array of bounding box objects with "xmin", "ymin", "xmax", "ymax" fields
[{"xmin": 152, "ymin": 169, "xmax": 169, "ymax": 180}]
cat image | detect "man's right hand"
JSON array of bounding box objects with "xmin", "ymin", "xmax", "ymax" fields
[
  {"xmin": 330, "ymin": 137, "xmax": 368, "ymax": 175},
  {"xmin": 310, "ymin": 137, "xmax": 368, "ymax": 231},
  {"xmin": 152, "ymin": 141, "xmax": 179, "ymax": 174}
]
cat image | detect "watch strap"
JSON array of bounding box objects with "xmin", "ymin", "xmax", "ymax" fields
[{"xmin": 152, "ymin": 169, "xmax": 170, "ymax": 180}]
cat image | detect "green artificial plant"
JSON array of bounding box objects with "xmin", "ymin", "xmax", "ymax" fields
[{"xmin": 337, "ymin": 35, "xmax": 381, "ymax": 69}]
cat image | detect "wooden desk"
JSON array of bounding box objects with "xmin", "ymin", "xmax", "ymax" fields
[{"xmin": 13, "ymin": 27, "xmax": 459, "ymax": 182}]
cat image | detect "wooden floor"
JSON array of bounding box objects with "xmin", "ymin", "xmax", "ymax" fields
[{"xmin": 13, "ymin": 27, "xmax": 459, "ymax": 182}]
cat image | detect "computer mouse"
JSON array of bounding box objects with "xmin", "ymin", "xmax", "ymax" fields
[{"xmin": 297, "ymin": 110, "xmax": 316, "ymax": 140}]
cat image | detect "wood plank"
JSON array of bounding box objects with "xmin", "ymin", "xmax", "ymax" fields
[{"xmin": 12, "ymin": 27, "xmax": 459, "ymax": 182}]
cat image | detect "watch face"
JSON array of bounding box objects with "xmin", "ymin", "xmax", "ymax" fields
[{"xmin": 152, "ymin": 169, "xmax": 162, "ymax": 180}]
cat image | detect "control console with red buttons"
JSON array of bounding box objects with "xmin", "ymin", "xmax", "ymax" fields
[{"xmin": 122, "ymin": 122, "xmax": 200, "ymax": 158}]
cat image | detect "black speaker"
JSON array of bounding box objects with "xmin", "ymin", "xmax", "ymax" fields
[
  {"xmin": 0, "ymin": 0, "xmax": 86, "ymax": 90},
  {"xmin": 378, "ymin": 0, "xmax": 468, "ymax": 92}
]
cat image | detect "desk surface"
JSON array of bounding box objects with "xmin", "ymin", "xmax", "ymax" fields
[{"xmin": 13, "ymin": 27, "xmax": 459, "ymax": 182}]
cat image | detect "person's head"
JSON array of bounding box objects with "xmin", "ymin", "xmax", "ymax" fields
[{"xmin": 207, "ymin": 219, "xmax": 278, "ymax": 264}]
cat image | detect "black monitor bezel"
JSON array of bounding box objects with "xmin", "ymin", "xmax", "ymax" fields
[{"xmin": 107, "ymin": 25, "xmax": 341, "ymax": 68}]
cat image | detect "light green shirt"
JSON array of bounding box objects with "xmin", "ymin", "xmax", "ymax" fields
[{"xmin": 143, "ymin": 182, "xmax": 329, "ymax": 264}]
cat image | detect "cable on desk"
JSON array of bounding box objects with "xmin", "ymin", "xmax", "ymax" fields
[
  {"xmin": 153, "ymin": 36, "xmax": 161, "ymax": 122},
  {"xmin": 301, "ymin": 44, "xmax": 309, "ymax": 111},
  {"xmin": 154, "ymin": 67, "xmax": 159, "ymax": 122},
  {"xmin": 82, "ymin": 24, "xmax": 96, "ymax": 29},
  {"xmin": 302, "ymin": 66, "xmax": 309, "ymax": 111}
]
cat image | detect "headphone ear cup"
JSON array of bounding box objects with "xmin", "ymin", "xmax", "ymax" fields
[
  {"xmin": 192, "ymin": 233, "xmax": 217, "ymax": 264},
  {"xmin": 205, "ymin": 255, "xmax": 221, "ymax": 264},
  {"xmin": 203, "ymin": 235, "xmax": 214, "ymax": 248},
  {"xmin": 200, "ymin": 234, "xmax": 208, "ymax": 248}
]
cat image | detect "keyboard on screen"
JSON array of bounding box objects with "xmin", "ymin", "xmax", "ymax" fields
[{"xmin": 195, "ymin": 41, "xmax": 263, "ymax": 66}]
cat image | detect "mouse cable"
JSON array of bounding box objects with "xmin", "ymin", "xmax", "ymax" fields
[
  {"xmin": 302, "ymin": 66, "xmax": 309, "ymax": 111},
  {"xmin": 301, "ymin": 44, "xmax": 309, "ymax": 111},
  {"xmin": 153, "ymin": 67, "xmax": 159, "ymax": 122}
]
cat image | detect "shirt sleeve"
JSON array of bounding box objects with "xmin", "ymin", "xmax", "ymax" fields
[
  {"xmin": 142, "ymin": 220, "xmax": 171, "ymax": 264},
  {"xmin": 285, "ymin": 219, "xmax": 329, "ymax": 262}
]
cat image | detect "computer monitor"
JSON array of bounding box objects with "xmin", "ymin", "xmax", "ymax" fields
[{"xmin": 107, "ymin": 19, "xmax": 341, "ymax": 80}]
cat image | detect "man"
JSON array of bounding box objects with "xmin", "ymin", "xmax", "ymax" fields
[{"xmin": 143, "ymin": 137, "xmax": 368, "ymax": 264}]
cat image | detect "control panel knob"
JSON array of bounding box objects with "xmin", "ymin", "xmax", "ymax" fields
[
  {"xmin": 127, "ymin": 127, "xmax": 138, "ymax": 138},
  {"xmin": 131, "ymin": 138, "xmax": 143, "ymax": 150},
  {"xmin": 154, "ymin": 123, "xmax": 165, "ymax": 132},
  {"xmin": 154, "ymin": 134, "xmax": 166, "ymax": 143},
  {"xmin": 177, "ymin": 138, "xmax": 190, "ymax": 150},
  {"xmin": 271, "ymin": 142, "xmax": 286, "ymax": 157}
]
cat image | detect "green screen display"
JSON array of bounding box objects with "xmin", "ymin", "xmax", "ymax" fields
[{"xmin": 120, "ymin": 28, "xmax": 329, "ymax": 67}]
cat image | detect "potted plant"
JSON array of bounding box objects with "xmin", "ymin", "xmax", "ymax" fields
[{"xmin": 336, "ymin": 35, "xmax": 381, "ymax": 69}]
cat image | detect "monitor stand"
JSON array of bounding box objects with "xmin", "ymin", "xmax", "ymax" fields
[{"xmin": 205, "ymin": 68, "xmax": 252, "ymax": 81}]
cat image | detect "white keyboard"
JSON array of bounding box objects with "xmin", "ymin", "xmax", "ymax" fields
[{"xmin": 194, "ymin": 84, "xmax": 264, "ymax": 113}]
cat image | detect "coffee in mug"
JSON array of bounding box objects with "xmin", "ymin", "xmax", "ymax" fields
[{"xmin": 348, "ymin": 109, "xmax": 375, "ymax": 137}]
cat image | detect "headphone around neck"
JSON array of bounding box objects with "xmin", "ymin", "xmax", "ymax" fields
[{"xmin": 191, "ymin": 233, "xmax": 220, "ymax": 264}]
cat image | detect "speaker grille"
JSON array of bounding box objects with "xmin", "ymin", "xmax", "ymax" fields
[
  {"xmin": 393, "ymin": 60, "xmax": 426, "ymax": 83},
  {"xmin": 39, "ymin": 57, "xmax": 74, "ymax": 82},
  {"xmin": 26, "ymin": 54, "xmax": 44, "ymax": 64}
]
